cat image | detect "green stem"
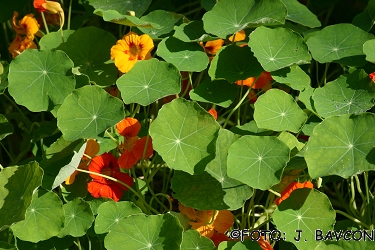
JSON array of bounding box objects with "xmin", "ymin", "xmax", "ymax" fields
[
  {"xmin": 4, "ymin": 93, "xmax": 29, "ymax": 123},
  {"xmin": 86, "ymin": 234, "xmax": 91, "ymax": 250},
  {"xmin": 175, "ymin": 0, "xmax": 200, "ymax": 12},
  {"xmin": 67, "ymin": 0, "xmax": 72, "ymax": 30},
  {"xmin": 335, "ymin": 210, "xmax": 370, "ymax": 229},
  {"xmin": 223, "ymin": 86, "xmax": 252, "ymax": 128},
  {"xmin": 349, "ymin": 177, "xmax": 362, "ymax": 219},
  {"xmin": 268, "ymin": 188, "xmax": 281, "ymax": 197},
  {"xmin": 149, "ymin": 193, "xmax": 172, "ymax": 212},
  {"xmin": 76, "ymin": 237, "xmax": 82, "ymax": 250},
  {"xmin": 76, "ymin": 168, "xmax": 159, "ymax": 214},
  {"xmin": 0, "ymin": 164, "xmax": 4, "ymax": 170},
  {"xmin": 41, "ymin": 12, "xmax": 50, "ymax": 34},
  {"xmin": 183, "ymin": 6, "xmax": 202, "ymax": 16},
  {"xmin": 0, "ymin": 142, "xmax": 15, "ymax": 164},
  {"xmin": 319, "ymin": 62, "xmax": 330, "ymax": 86},
  {"xmin": 105, "ymin": 130, "xmax": 119, "ymax": 146}
]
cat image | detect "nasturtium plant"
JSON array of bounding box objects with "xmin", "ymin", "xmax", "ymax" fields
[{"xmin": 3, "ymin": 0, "xmax": 375, "ymax": 249}]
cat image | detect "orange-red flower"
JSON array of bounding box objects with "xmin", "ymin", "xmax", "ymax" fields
[
  {"xmin": 236, "ymin": 72, "xmax": 273, "ymax": 89},
  {"xmin": 179, "ymin": 203, "xmax": 234, "ymax": 239},
  {"xmin": 110, "ymin": 32, "xmax": 154, "ymax": 73},
  {"xmin": 274, "ymin": 181, "xmax": 314, "ymax": 205},
  {"xmin": 87, "ymin": 153, "xmax": 133, "ymax": 201},
  {"xmin": 8, "ymin": 35, "xmax": 37, "ymax": 58},
  {"xmin": 228, "ymin": 30, "xmax": 246, "ymax": 42},
  {"xmin": 65, "ymin": 139, "xmax": 100, "ymax": 185},
  {"xmin": 202, "ymin": 39, "xmax": 225, "ymax": 56},
  {"xmin": 369, "ymin": 72, "xmax": 375, "ymax": 83},
  {"xmin": 258, "ymin": 236, "xmax": 274, "ymax": 250},
  {"xmin": 210, "ymin": 231, "xmax": 229, "ymax": 248},
  {"xmin": 12, "ymin": 12, "xmax": 40, "ymax": 39},
  {"xmin": 33, "ymin": 0, "xmax": 64, "ymax": 30},
  {"xmin": 116, "ymin": 117, "xmax": 153, "ymax": 169},
  {"xmin": 208, "ymin": 109, "xmax": 217, "ymax": 120}
]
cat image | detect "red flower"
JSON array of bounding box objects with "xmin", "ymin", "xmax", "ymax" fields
[
  {"xmin": 274, "ymin": 181, "xmax": 314, "ymax": 205},
  {"xmin": 369, "ymin": 72, "xmax": 375, "ymax": 83},
  {"xmin": 208, "ymin": 109, "xmax": 217, "ymax": 120},
  {"xmin": 33, "ymin": 0, "xmax": 64, "ymax": 30},
  {"xmin": 87, "ymin": 153, "xmax": 133, "ymax": 201}
]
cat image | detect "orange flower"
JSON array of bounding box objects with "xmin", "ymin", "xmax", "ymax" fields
[
  {"xmin": 369, "ymin": 72, "xmax": 375, "ymax": 83},
  {"xmin": 116, "ymin": 117, "xmax": 153, "ymax": 169},
  {"xmin": 248, "ymin": 89, "xmax": 258, "ymax": 103},
  {"xmin": 258, "ymin": 236, "xmax": 274, "ymax": 250},
  {"xmin": 110, "ymin": 32, "xmax": 154, "ymax": 73},
  {"xmin": 210, "ymin": 231, "xmax": 229, "ymax": 248},
  {"xmin": 12, "ymin": 12, "xmax": 40, "ymax": 39},
  {"xmin": 208, "ymin": 109, "xmax": 217, "ymax": 120},
  {"xmin": 179, "ymin": 203, "xmax": 234, "ymax": 238},
  {"xmin": 236, "ymin": 72, "xmax": 273, "ymax": 89},
  {"xmin": 203, "ymin": 39, "xmax": 225, "ymax": 56},
  {"xmin": 87, "ymin": 153, "xmax": 133, "ymax": 201},
  {"xmin": 274, "ymin": 181, "xmax": 314, "ymax": 205},
  {"xmin": 65, "ymin": 139, "xmax": 100, "ymax": 185},
  {"xmin": 8, "ymin": 35, "xmax": 37, "ymax": 58},
  {"xmin": 33, "ymin": 0, "xmax": 64, "ymax": 30},
  {"xmin": 229, "ymin": 30, "xmax": 246, "ymax": 42}
]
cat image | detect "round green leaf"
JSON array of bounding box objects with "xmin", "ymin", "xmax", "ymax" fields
[
  {"xmin": 273, "ymin": 189, "xmax": 335, "ymax": 250},
  {"xmin": 0, "ymin": 115, "xmax": 13, "ymax": 141},
  {"xmin": 305, "ymin": 113, "xmax": 375, "ymax": 179},
  {"xmin": 174, "ymin": 21, "xmax": 218, "ymax": 42},
  {"xmin": 306, "ymin": 23, "xmax": 374, "ymax": 65},
  {"xmin": 249, "ymin": 26, "xmax": 311, "ymax": 72},
  {"xmin": 61, "ymin": 172, "xmax": 89, "ymax": 201},
  {"xmin": 95, "ymin": 201, "xmax": 142, "ymax": 234},
  {"xmin": 15, "ymin": 236, "xmax": 75, "ymax": 250},
  {"xmin": 363, "ymin": 39, "xmax": 375, "ymax": 63},
  {"xmin": 189, "ymin": 78, "xmax": 237, "ymax": 108},
  {"xmin": 230, "ymin": 120, "xmax": 272, "ymax": 136},
  {"xmin": 116, "ymin": 58, "xmax": 181, "ymax": 106},
  {"xmin": 298, "ymin": 85, "xmax": 316, "ymax": 112},
  {"xmin": 227, "ymin": 135, "xmax": 290, "ymax": 190},
  {"xmin": 104, "ymin": 213, "xmax": 183, "ymax": 250},
  {"xmin": 312, "ymin": 69, "xmax": 375, "ymax": 118},
  {"xmin": 254, "ymin": 89, "xmax": 308, "ymax": 133},
  {"xmin": 181, "ymin": 230, "xmax": 215, "ymax": 250},
  {"xmin": 157, "ymin": 37, "xmax": 209, "ymax": 72},
  {"xmin": 136, "ymin": 10, "xmax": 180, "ymax": 38},
  {"xmin": 0, "ymin": 162, "xmax": 43, "ymax": 231},
  {"xmin": 202, "ymin": 0, "xmax": 287, "ymax": 38},
  {"xmin": 39, "ymin": 30, "xmax": 75, "ymax": 50},
  {"xmin": 11, "ymin": 190, "xmax": 64, "ymax": 243},
  {"xmin": 208, "ymin": 45, "xmax": 263, "ymax": 82},
  {"xmin": 8, "ymin": 50, "xmax": 75, "ymax": 112},
  {"xmin": 57, "ymin": 26, "xmax": 118, "ymax": 87},
  {"xmin": 88, "ymin": 0, "xmax": 151, "ymax": 17},
  {"xmin": 280, "ymin": 0, "xmax": 321, "ymax": 28},
  {"xmin": 352, "ymin": 0, "xmax": 375, "ymax": 32},
  {"xmin": 149, "ymin": 98, "xmax": 220, "ymax": 175},
  {"xmin": 57, "ymin": 85, "xmax": 124, "ymax": 141},
  {"xmin": 58, "ymin": 198, "xmax": 94, "ymax": 237},
  {"xmin": 172, "ymin": 120, "xmax": 257, "ymax": 206},
  {"xmin": 271, "ymin": 65, "xmax": 311, "ymax": 91}
]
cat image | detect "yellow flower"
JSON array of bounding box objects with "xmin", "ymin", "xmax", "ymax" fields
[
  {"xmin": 8, "ymin": 35, "xmax": 37, "ymax": 58},
  {"xmin": 229, "ymin": 30, "xmax": 246, "ymax": 42},
  {"xmin": 110, "ymin": 32, "xmax": 154, "ymax": 73},
  {"xmin": 202, "ymin": 39, "xmax": 224, "ymax": 56},
  {"xmin": 12, "ymin": 12, "xmax": 40, "ymax": 39}
]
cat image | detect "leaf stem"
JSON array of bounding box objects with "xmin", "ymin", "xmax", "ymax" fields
[
  {"xmin": 41, "ymin": 12, "xmax": 50, "ymax": 34},
  {"xmin": 67, "ymin": 0, "xmax": 72, "ymax": 30},
  {"xmin": 335, "ymin": 210, "xmax": 370, "ymax": 229}
]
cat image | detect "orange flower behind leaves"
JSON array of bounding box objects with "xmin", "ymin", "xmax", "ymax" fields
[
  {"xmin": 203, "ymin": 39, "xmax": 225, "ymax": 56},
  {"xmin": 116, "ymin": 117, "xmax": 153, "ymax": 169},
  {"xmin": 33, "ymin": 0, "xmax": 64, "ymax": 30},
  {"xmin": 229, "ymin": 30, "xmax": 246, "ymax": 42},
  {"xmin": 258, "ymin": 236, "xmax": 274, "ymax": 250},
  {"xmin": 236, "ymin": 77, "xmax": 255, "ymax": 87},
  {"xmin": 179, "ymin": 203, "xmax": 234, "ymax": 238},
  {"xmin": 8, "ymin": 35, "xmax": 37, "ymax": 58},
  {"xmin": 274, "ymin": 181, "xmax": 314, "ymax": 205},
  {"xmin": 210, "ymin": 231, "xmax": 229, "ymax": 248},
  {"xmin": 369, "ymin": 72, "xmax": 375, "ymax": 83},
  {"xmin": 208, "ymin": 109, "xmax": 217, "ymax": 120},
  {"xmin": 65, "ymin": 139, "xmax": 100, "ymax": 185},
  {"xmin": 12, "ymin": 12, "xmax": 40, "ymax": 39},
  {"xmin": 87, "ymin": 153, "xmax": 133, "ymax": 201},
  {"xmin": 110, "ymin": 32, "xmax": 154, "ymax": 73},
  {"xmin": 236, "ymin": 72, "xmax": 273, "ymax": 89}
]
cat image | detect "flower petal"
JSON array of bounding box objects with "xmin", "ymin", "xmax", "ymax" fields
[
  {"xmin": 117, "ymin": 150, "xmax": 138, "ymax": 169},
  {"xmin": 133, "ymin": 136, "xmax": 153, "ymax": 160},
  {"xmin": 116, "ymin": 117, "xmax": 141, "ymax": 137}
]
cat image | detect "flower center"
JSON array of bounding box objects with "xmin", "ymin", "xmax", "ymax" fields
[
  {"xmin": 122, "ymin": 136, "xmax": 138, "ymax": 151},
  {"xmin": 101, "ymin": 166, "xmax": 112, "ymax": 177}
]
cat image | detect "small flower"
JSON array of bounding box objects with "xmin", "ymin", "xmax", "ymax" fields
[
  {"xmin": 8, "ymin": 35, "xmax": 37, "ymax": 58},
  {"xmin": 65, "ymin": 139, "xmax": 100, "ymax": 185},
  {"xmin": 236, "ymin": 72, "xmax": 273, "ymax": 89},
  {"xmin": 12, "ymin": 12, "xmax": 40, "ymax": 39},
  {"xmin": 208, "ymin": 109, "xmax": 217, "ymax": 120},
  {"xmin": 228, "ymin": 30, "xmax": 246, "ymax": 42},
  {"xmin": 202, "ymin": 39, "xmax": 225, "ymax": 56},
  {"xmin": 33, "ymin": 0, "xmax": 64, "ymax": 30},
  {"xmin": 258, "ymin": 236, "xmax": 274, "ymax": 250},
  {"xmin": 110, "ymin": 32, "xmax": 154, "ymax": 73},
  {"xmin": 369, "ymin": 72, "xmax": 375, "ymax": 82},
  {"xmin": 274, "ymin": 181, "xmax": 314, "ymax": 205},
  {"xmin": 210, "ymin": 231, "xmax": 229, "ymax": 248},
  {"xmin": 116, "ymin": 117, "xmax": 153, "ymax": 169},
  {"xmin": 87, "ymin": 153, "xmax": 133, "ymax": 201}
]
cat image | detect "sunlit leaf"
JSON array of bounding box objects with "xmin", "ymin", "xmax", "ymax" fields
[
  {"xmin": 149, "ymin": 98, "xmax": 220, "ymax": 175},
  {"xmin": 202, "ymin": 0, "xmax": 287, "ymax": 38},
  {"xmin": 8, "ymin": 50, "xmax": 75, "ymax": 112},
  {"xmin": 174, "ymin": 21, "xmax": 218, "ymax": 42},
  {"xmin": 280, "ymin": 0, "xmax": 321, "ymax": 28},
  {"xmin": 116, "ymin": 58, "xmax": 181, "ymax": 106},
  {"xmin": 209, "ymin": 45, "xmax": 263, "ymax": 82},
  {"xmin": 57, "ymin": 85, "xmax": 124, "ymax": 141},
  {"xmin": 249, "ymin": 26, "xmax": 311, "ymax": 72},
  {"xmin": 11, "ymin": 190, "xmax": 64, "ymax": 243},
  {"xmin": 352, "ymin": 0, "xmax": 375, "ymax": 32},
  {"xmin": 254, "ymin": 89, "xmax": 308, "ymax": 133},
  {"xmin": 298, "ymin": 85, "xmax": 316, "ymax": 112},
  {"xmin": 305, "ymin": 113, "xmax": 375, "ymax": 179},
  {"xmin": 271, "ymin": 65, "xmax": 310, "ymax": 91},
  {"xmin": 39, "ymin": 30, "xmax": 75, "ymax": 50},
  {"xmin": 15, "ymin": 236, "xmax": 75, "ymax": 250},
  {"xmin": 57, "ymin": 26, "xmax": 118, "ymax": 87},
  {"xmin": 95, "ymin": 201, "xmax": 142, "ymax": 234},
  {"xmin": 157, "ymin": 37, "xmax": 209, "ymax": 72},
  {"xmin": 88, "ymin": 0, "xmax": 151, "ymax": 17},
  {"xmin": 104, "ymin": 213, "xmax": 183, "ymax": 250},
  {"xmin": 227, "ymin": 135, "xmax": 290, "ymax": 190},
  {"xmin": 306, "ymin": 23, "xmax": 374, "ymax": 66},
  {"xmin": 189, "ymin": 78, "xmax": 238, "ymax": 108},
  {"xmin": 136, "ymin": 10, "xmax": 181, "ymax": 38},
  {"xmin": 363, "ymin": 39, "xmax": 375, "ymax": 63},
  {"xmin": 0, "ymin": 162, "xmax": 43, "ymax": 231},
  {"xmin": 273, "ymin": 189, "xmax": 335, "ymax": 250},
  {"xmin": 312, "ymin": 69, "xmax": 375, "ymax": 118},
  {"xmin": 181, "ymin": 230, "xmax": 215, "ymax": 250}
]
